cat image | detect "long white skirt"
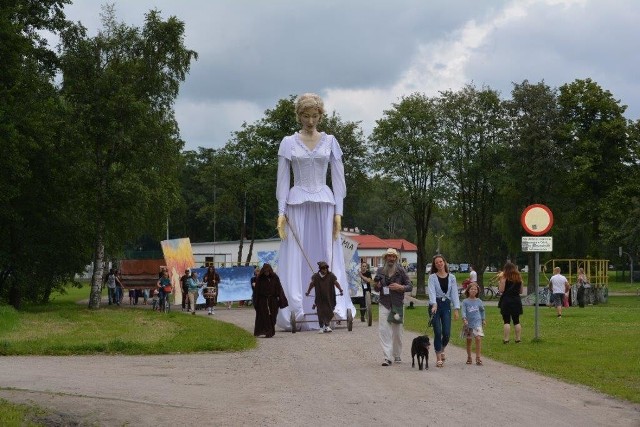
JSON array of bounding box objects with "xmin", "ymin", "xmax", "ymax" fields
[{"xmin": 276, "ymin": 202, "xmax": 355, "ymax": 331}]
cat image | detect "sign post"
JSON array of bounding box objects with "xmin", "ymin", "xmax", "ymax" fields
[{"xmin": 521, "ymin": 204, "xmax": 554, "ymax": 340}]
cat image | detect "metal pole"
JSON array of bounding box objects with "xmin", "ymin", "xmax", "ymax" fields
[
  {"xmin": 166, "ymin": 216, "xmax": 169, "ymax": 240},
  {"xmin": 622, "ymin": 249, "xmax": 633, "ymax": 284},
  {"xmin": 534, "ymin": 252, "xmax": 540, "ymax": 340}
]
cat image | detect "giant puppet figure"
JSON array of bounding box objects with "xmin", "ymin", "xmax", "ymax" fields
[{"xmin": 275, "ymin": 93, "xmax": 355, "ymax": 331}]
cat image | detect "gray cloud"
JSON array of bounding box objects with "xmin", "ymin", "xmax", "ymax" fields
[{"xmin": 61, "ymin": 0, "xmax": 640, "ymax": 150}]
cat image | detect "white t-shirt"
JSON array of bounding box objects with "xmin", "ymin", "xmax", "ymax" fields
[
  {"xmin": 549, "ymin": 273, "xmax": 568, "ymax": 293},
  {"xmin": 469, "ymin": 270, "xmax": 477, "ymax": 282}
]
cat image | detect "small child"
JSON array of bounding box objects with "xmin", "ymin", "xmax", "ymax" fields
[
  {"xmin": 461, "ymin": 282, "xmax": 486, "ymax": 366},
  {"xmin": 151, "ymin": 289, "xmax": 159, "ymax": 311}
]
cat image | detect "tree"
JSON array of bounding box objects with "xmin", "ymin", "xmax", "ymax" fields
[
  {"xmin": 370, "ymin": 93, "xmax": 447, "ymax": 293},
  {"xmin": 0, "ymin": 0, "xmax": 93, "ymax": 308},
  {"xmin": 601, "ymin": 118, "xmax": 640, "ymax": 263},
  {"xmin": 556, "ymin": 78, "xmax": 628, "ymax": 257},
  {"xmin": 439, "ymin": 85, "xmax": 509, "ymax": 288},
  {"xmin": 59, "ymin": 5, "xmax": 197, "ymax": 308},
  {"xmin": 500, "ymin": 80, "xmax": 563, "ymax": 289}
]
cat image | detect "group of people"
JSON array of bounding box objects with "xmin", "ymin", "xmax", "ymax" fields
[
  {"xmin": 104, "ymin": 268, "xmax": 123, "ymax": 305},
  {"xmin": 124, "ymin": 92, "xmax": 561, "ymax": 370}
]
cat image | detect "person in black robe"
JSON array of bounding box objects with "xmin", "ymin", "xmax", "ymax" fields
[
  {"xmin": 305, "ymin": 261, "xmax": 344, "ymax": 333},
  {"xmin": 254, "ymin": 264, "xmax": 288, "ymax": 338}
]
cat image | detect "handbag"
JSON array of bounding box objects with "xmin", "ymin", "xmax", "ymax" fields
[{"xmin": 387, "ymin": 305, "xmax": 404, "ymax": 324}]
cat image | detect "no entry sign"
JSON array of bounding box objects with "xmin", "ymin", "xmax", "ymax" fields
[{"xmin": 521, "ymin": 204, "xmax": 553, "ymax": 236}]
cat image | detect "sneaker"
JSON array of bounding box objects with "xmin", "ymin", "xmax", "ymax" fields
[
  {"xmin": 394, "ymin": 356, "xmax": 402, "ymax": 363},
  {"xmin": 381, "ymin": 359, "xmax": 392, "ymax": 366},
  {"xmin": 317, "ymin": 328, "xmax": 326, "ymax": 334},
  {"xmin": 324, "ymin": 326, "xmax": 332, "ymax": 333}
]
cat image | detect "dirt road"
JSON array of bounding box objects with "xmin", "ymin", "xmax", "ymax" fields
[{"xmin": 0, "ymin": 307, "xmax": 638, "ymax": 426}]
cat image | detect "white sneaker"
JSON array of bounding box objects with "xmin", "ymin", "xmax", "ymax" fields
[
  {"xmin": 324, "ymin": 326, "xmax": 332, "ymax": 333},
  {"xmin": 317, "ymin": 328, "xmax": 325, "ymax": 334}
]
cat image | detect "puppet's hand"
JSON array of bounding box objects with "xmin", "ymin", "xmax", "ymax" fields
[
  {"xmin": 333, "ymin": 214, "xmax": 342, "ymax": 240},
  {"xmin": 277, "ymin": 215, "xmax": 287, "ymax": 240}
]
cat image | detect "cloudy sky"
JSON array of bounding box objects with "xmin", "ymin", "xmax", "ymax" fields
[{"xmin": 61, "ymin": 0, "xmax": 640, "ymax": 151}]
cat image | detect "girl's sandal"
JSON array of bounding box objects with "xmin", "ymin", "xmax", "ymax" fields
[
  {"xmin": 441, "ymin": 353, "xmax": 446, "ymax": 362},
  {"xmin": 476, "ymin": 358, "xmax": 483, "ymax": 366},
  {"xmin": 466, "ymin": 357, "xmax": 472, "ymax": 365},
  {"xmin": 436, "ymin": 360, "xmax": 444, "ymax": 368}
]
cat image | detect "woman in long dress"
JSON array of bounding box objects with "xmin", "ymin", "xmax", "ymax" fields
[
  {"xmin": 275, "ymin": 93, "xmax": 355, "ymax": 331},
  {"xmin": 254, "ymin": 264, "xmax": 288, "ymax": 338}
]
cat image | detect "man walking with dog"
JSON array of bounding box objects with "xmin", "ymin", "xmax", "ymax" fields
[{"xmin": 374, "ymin": 248, "xmax": 412, "ymax": 366}]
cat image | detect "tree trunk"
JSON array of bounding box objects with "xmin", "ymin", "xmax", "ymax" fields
[
  {"xmin": 237, "ymin": 220, "xmax": 245, "ymax": 267},
  {"xmin": 88, "ymin": 220, "xmax": 105, "ymax": 309},
  {"xmin": 245, "ymin": 199, "xmax": 257, "ymax": 266}
]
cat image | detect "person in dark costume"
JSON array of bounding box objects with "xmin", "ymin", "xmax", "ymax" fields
[
  {"xmin": 253, "ymin": 264, "xmax": 288, "ymax": 338},
  {"xmin": 305, "ymin": 261, "xmax": 344, "ymax": 333}
]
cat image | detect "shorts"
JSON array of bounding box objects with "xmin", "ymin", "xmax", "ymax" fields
[
  {"xmin": 461, "ymin": 325, "xmax": 484, "ymax": 339},
  {"xmin": 552, "ymin": 293, "xmax": 565, "ymax": 307}
]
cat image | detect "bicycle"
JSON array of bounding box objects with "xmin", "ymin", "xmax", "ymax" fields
[
  {"xmin": 481, "ymin": 285, "xmax": 499, "ymax": 300},
  {"xmin": 161, "ymin": 285, "xmax": 173, "ymax": 313}
]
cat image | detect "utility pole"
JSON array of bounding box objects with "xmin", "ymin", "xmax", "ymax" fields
[{"xmin": 620, "ymin": 246, "xmax": 634, "ymax": 284}]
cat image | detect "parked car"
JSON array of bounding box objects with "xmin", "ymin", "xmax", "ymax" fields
[
  {"xmin": 521, "ymin": 265, "xmax": 529, "ymax": 273},
  {"xmin": 407, "ymin": 263, "xmax": 417, "ymax": 272},
  {"xmin": 449, "ymin": 263, "xmax": 460, "ymax": 273},
  {"xmin": 459, "ymin": 263, "xmax": 469, "ymax": 273}
]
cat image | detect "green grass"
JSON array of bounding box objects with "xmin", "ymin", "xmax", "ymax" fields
[
  {"xmin": 404, "ymin": 295, "xmax": 640, "ymax": 403},
  {"xmin": 0, "ymin": 398, "xmax": 47, "ymax": 427},
  {"xmin": 0, "ymin": 286, "xmax": 256, "ymax": 355}
]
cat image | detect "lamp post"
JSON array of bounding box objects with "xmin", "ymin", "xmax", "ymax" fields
[{"xmin": 435, "ymin": 234, "xmax": 444, "ymax": 255}]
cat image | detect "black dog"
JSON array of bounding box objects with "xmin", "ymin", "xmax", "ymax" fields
[{"xmin": 411, "ymin": 335, "xmax": 430, "ymax": 371}]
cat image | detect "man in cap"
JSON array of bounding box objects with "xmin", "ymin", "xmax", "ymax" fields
[
  {"xmin": 374, "ymin": 248, "xmax": 412, "ymax": 366},
  {"xmin": 305, "ymin": 261, "xmax": 344, "ymax": 333}
]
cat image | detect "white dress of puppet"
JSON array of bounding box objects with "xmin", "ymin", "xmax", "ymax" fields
[{"xmin": 275, "ymin": 132, "xmax": 356, "ymax": 331}]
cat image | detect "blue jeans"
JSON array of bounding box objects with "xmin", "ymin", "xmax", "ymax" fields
[
  {"xmin": 430, "ymin": 299, "xmax": 452, "ymax": 353},
  {"xmin": 107, "ymin": 287, "xmax": 116, "ymax": 305}
]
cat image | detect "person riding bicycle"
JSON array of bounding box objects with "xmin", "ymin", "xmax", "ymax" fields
[{"xmin": 157, "ymin": 269, "xmax": 172, "ymax": 311}]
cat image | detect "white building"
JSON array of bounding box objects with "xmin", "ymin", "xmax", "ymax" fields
[{"xmin": 191, "ymin": 233, "xmax": 418, "ymax": 268}]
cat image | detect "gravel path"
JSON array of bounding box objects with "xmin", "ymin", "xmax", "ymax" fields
[{"xmin": 0, "ymin": 306, "xmax": 638, "ymax": 426}]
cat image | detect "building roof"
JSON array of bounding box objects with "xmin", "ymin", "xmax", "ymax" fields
[
  {"xmin": 384, "ymin": 238, "xmax": 418, "ymax": 251},
  {"xmin": 350, "ymin": 235, "xmax": 417, "ymax": 252}
]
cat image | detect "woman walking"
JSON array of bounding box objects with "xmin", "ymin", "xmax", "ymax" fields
[
  {"xmin": 427, "ymin": 255, "xmax": 460, "ymax": 368},
  {"xmin": 498, "ymin": 261, "xmax": 523, "ymax": 343}
]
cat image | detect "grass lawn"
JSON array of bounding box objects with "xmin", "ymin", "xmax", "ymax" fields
[
  {"xmin": 403, "ymin": 295, "xmax": 640, "ymax": 403},
  {"xmin": 0, "ymin": 286, "xmax": 256, "ymax": 355}
]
